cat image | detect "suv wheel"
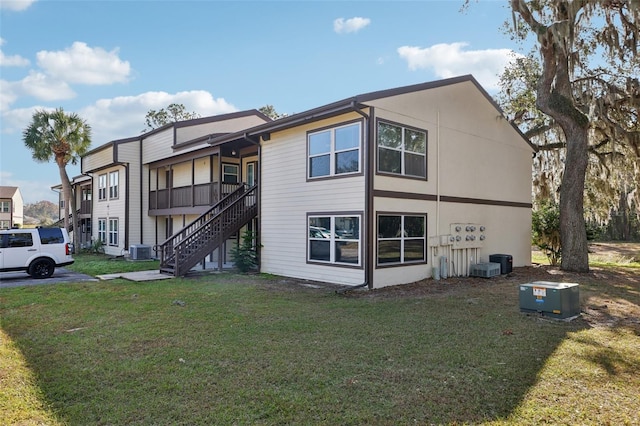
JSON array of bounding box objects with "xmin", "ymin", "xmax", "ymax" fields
[{"xmin": 29, "ymin": 258, "xmax": 55, "ymax": 279}]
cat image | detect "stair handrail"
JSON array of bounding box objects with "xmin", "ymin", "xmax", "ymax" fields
[
  {"xmin": 171, "ymin": 186, "xmax": 258, "ymax": 276},
  {"xmin": 155, "ymin": 184, "xmax": 256, "ymax": 268}
]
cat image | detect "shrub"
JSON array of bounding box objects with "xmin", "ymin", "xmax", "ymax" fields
[
  {"xmin": 532, "ymin": 200, "xmax": 561, "ymax": 265},
  {"xmin": 230, "ymin": 230, "xmax": 261, "ymax": 273}
]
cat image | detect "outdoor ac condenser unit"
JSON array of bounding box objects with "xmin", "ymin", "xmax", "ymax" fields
[
  {"xmin": 130, "ymin": 244, "xmax": 152, "ymax": 260},
  {"xmin": 470, "ymin": 262, "xmax": 501, "ymax": 278},
  {"xmin": 519, "ymin": 281, "xmax": 580, "ymax": 319}
]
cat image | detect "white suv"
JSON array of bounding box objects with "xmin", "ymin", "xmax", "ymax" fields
[{"xmin": 0, "ymin": 227, "xmax": 75, "ymax": 279}]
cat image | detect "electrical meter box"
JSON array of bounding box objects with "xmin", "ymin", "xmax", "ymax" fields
[{"xmin": 519, "ymin": 281, "xmax": 580, "ymax": 319}]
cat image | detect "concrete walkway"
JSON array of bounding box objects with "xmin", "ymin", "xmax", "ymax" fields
[{"xmin": 96, "ymin": 260, "xmax": 235, "ymax": 282}]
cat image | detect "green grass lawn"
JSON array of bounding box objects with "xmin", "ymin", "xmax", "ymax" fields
[{"xmin": 1, "ymin": 251, "xmax": 639, "ymax": 425}]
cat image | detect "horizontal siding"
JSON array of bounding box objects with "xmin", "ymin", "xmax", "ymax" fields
[
  {"xmin": 175, "ymin": 115, "xmax": 267, "ymax": 144},
  {"xmin": 92, "ymin": 165, "xmax": 127, "ymax": 256},
  {"xmin": 82, "ymin": 145, "xmax": 113, "ymax": 172},
  {"xmin": 119, "ymin": 142, "xmax": 142, "ymax": 247},
  {"xmin": 260, "ymin": 117, "xmax": 366, "ymax": 286},
  {"xmin": 142, "ymin": 129, "xmax": 174, "ymax": 164}
]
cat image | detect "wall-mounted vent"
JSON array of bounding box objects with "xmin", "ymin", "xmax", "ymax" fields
[{"xmin": 130, "ymin": 244, "xmax": 152, "ymax": 260}]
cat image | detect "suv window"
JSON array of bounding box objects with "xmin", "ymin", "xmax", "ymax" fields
[
  {"xmin": 38, "ymin": 228, "xmax": 65, "ymax": 244},
  {"xmin": 6, "ymin": 233, "xmax": 34, "ymax": 248}
]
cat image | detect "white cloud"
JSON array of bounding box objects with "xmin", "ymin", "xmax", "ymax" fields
[
  {"xmin": 79, "ymin": 90, "xmax": 238, "ymax": 145},
  {"xmin": 19, "ymin": 71, "xmax": 76, "ymax": 101},
  {"xmin": 0, "ymin": 104, "xmax": 43, "ymax": 134},
  {"xmin": 36, "ymin": 41, "xmax": 131, "ymax": 85},
  {"xmin": 334, "ymin": 17, "xmax": 371, "ymax": 34},
  {"xmin": 0, "ymin": 38, "xmax": 30, "ymax": 67},
  {"xmin": 397, "ymin": 42, "xmax": 522, "ymax": 90},
  {"xmin": 0, "ymin": 0, "xmax": 37, "ymax": 11},
  {"xmin": 0, "ymin": 80, "xmax": 18, "ymax": 112}
]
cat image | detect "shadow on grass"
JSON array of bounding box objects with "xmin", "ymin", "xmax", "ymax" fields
[{"xmin": 1, "ymin": 265, "xmax": 638, "ymax": 424}]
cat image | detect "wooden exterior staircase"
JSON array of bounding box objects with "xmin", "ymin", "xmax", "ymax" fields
[{"xmin": 156, "ymin": 184, "xmax": 258, "ymax": 277}]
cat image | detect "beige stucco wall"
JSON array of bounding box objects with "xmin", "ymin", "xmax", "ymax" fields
[{"xmin": 368, "ymin": 80, "xmax": 533, "ymax": 288}]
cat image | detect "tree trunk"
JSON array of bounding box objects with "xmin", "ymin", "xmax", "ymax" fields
[
  {"xmin": 57, "ymin": 163, "xmax": 78, "ymax": 250},
  {"xmin": 58, "ymin": 165, "xmax": 71, "ymax": 231},
  {"xmin": 559, "ymin": 124, "xmax": 590, "ymax": 272}
]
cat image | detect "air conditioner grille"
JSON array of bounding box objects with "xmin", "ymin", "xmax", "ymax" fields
[{"xmin": 130, "ymin": 244, "xmax": 152, "ymax": 260}]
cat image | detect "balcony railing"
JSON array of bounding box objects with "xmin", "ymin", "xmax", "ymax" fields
[
  {"xmin": 79, "ymin": 200, "xmax": 91, "ymax": 215},
  {"xmin": 149, "ymin": 182, "xmax": 241, "ymax": 210}
]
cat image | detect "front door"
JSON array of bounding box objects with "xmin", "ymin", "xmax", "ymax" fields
[{"xmin": 246, "ymin": 162, "xmax": 257, "ymax": 187}]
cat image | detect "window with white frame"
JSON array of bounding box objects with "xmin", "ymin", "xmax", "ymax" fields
[
  {"xmin": 98, "ymin": 174, "xmax": 107, "ymax": 200},
  {"xmin": 308, "ymin": 122, "xmax": 361, "ymax": 179},
  {"xmin": 377, "ymin": 121, "xmax": 427, "ymax": 178},
  {"xmin": 377, "ymin": 214, "xmax": 426, "ymax": 265},
  {"xmin": 222, "ymin": 164, "xmax": 239, "ymax": 183},
  {"xmin": 0, "ymin": 220, "xmax": 10, "ymax": 229},
  {"xmin": 59, "ymin": 199, "xmax": 65, "ymax": 209},
  {"xmin": 97, "ymin": 218, "xmax": 106, "ymax": 243},
  {"xmin": 108, "ymin": 218, "xmax": 119, "ymax": 246},
  {"xmin": 308, "ymin": 214, "xmax": 361, "ymax": 265},
  {"xmin": 0, "ymin": 201, "xmax": 10, "ymax": 213},
  {"xmin": 109, "ymin": 171, "xmax": 119, "ymax": 199}
]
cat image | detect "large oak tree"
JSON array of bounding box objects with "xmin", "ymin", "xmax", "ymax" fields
[{"xmin": 509, "ymin": 0, "xmax": 639, "ymax": 272}]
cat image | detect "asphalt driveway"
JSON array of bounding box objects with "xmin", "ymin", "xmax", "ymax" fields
[{"xmin": 0, "ymin": 268, "xmax": 98, "ymax": 289}]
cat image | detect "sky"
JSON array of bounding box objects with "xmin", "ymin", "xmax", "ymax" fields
[{"xmin": 0, "ymin": 0, "xmax": 530, "ymax": 204}]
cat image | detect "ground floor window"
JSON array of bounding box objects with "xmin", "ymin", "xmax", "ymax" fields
[
  {"xmin": 0, "ymin": 220, "xmax": 9, "ymax": 229},
  {"xmin": 98, "ymin": 219, "xmax": 106, "ymax": 243},
  {"xmin": 308, "ymin": 213, "xmax": 361, "ymax": 266},
  {"xmin": 108, "ymin": 218, "xmax": 119, "ymax": 246},
  {"xmin": 377, "ymin": 214, "xmax": 426, "ymax": 265}
]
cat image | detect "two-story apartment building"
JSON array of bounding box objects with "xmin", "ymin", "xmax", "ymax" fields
[
  {"xmin": 70, "ymin": 75, "xmax": 534, "ymax": 288},
  {"xmin": 202, "ymin": 75, "xmax": 535, "ymax": 288},
  {"xmin": 0, "ymin": 186, "xmax": 24, "ymax": 229},
  {"xmin": 80, "ymin": 110, "xmax": 270, "ymax": 257}
]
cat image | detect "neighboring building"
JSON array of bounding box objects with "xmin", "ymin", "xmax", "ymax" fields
[
  {"xmin": 0, "ymin": 186, "xmax": 24, "ymax": 229},
  {"xmin": 68, "ymin": 75, "xmax": 535, "ymax": 289},
  {"xmin": 52, "ymin": 175, "xmax": 92, "ymax": 247},
  {"xmin": 80, "ymin": 110, "xmax": 270, "ymax": 256}
]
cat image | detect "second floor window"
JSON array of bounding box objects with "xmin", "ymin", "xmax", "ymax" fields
[
  {"xmin": 308, "ymin": 122, "xmax": 361, "ymax": 179},
  {"xmin": 109, "ymin": 171, "xmax": 119, "ymax": 199},
  {"xmin": 98, "ymin": 174, "xmax": 107, "ymax": 200},
  {"xmin": 0, "ymin": 201, "xmax": 10, "ymax": 213},
  {"xmin": 378, "ymin": 121, "xmax": 427, "ymax": 178}
]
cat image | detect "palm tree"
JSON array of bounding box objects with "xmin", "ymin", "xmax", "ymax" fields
[{"xmin": 23, "ymin": 108, "xmax": 92, "ymax": 250}]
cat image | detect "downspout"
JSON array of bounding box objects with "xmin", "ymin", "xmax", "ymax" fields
[
  {"xmin": 139, "ymin": 138, "xmax": 143, "ymax": 244},
  {"xmin": 244, "ymin": 133, "xmax": 262, "ymax": 270},
  {"xmin": 436, "ymin": 110, "xmax": 441, "ymax": 240},
  {"xmin": 124, "ymin": 163, "xmax": 130, "ymax": 252},
  {"xmin": 336, "ymin": 101, "xmax": 371, "ymax": 294}
]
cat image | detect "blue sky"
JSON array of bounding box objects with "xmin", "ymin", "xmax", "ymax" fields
[{"xmin": 0, "ymin": 0, "xmax": 528, "ymax": 204}]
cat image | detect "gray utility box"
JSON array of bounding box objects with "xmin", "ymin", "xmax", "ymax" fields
[
  {"xmin": 519, "ymin": 281, "xmax": 580, "ymax": 319},
  {"xmin": 470, "ymin": 262, "xmax": 501, "ymax": 278},
  {"xmin": 489, "ymin": 254, "xmax": 513, "ymax": 274}
]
